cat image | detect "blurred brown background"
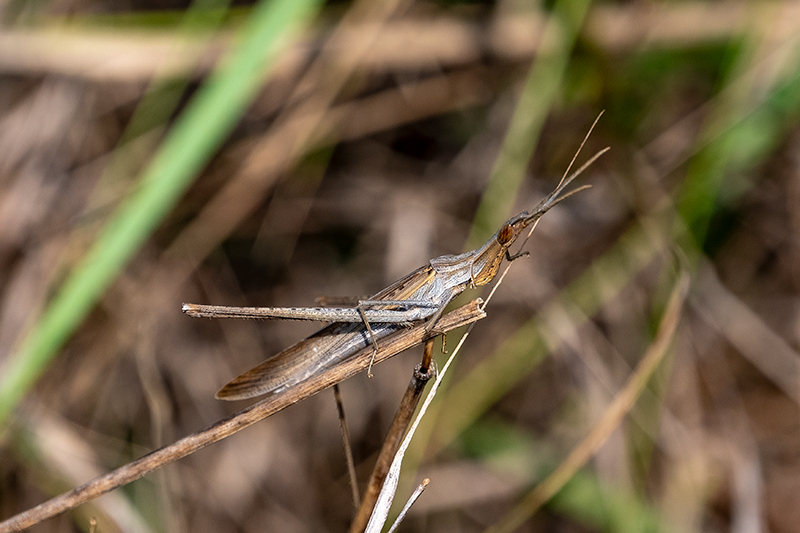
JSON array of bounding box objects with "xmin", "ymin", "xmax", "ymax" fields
[{"xmin": 2, "ymin": 0, "xmax": 800, "ymax": 531}]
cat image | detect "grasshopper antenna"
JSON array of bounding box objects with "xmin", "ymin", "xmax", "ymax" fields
[
  {"xmin": 484, "ymin": 114, "xmax": 608, "ymax": 309},
  {"xmin": 558, "ymin": 110, "xmax": 604, "ymax": 188}
]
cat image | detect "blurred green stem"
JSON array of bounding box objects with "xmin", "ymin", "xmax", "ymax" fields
[
  {"xmin": 467, "ymin": 0, "xmax": 592, "ymax": 246},
  {"xmin": 398, "ymin": 0, "xmax": 593, "ymax": 511},
  {"xmin": 0, "ymin": 0, "xmax": 321, "ymax": 428}
]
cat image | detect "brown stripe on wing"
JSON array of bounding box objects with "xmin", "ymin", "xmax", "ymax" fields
[
  {"xmin": 216, "ymin": 322, "xmax": 363, "ymax": 400},
  {"xmin": 368, "ymin": 265, "xmax": 435, "ymax": 302}
]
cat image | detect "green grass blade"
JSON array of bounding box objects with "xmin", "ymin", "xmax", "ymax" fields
[
  {"xmin": 678, "ymin": 40, "xmax": 800, "ymax": 251},
  {"xmin": 394, "ymin": 0, "xmax": 593, "ymax": 512},
  {"xmin": 467, "ymin": 0, "xmax": 593, "ymax": 246},
  {"xmin": 0, "ymin": 0, "xmax": 322, "ymax": 427}
]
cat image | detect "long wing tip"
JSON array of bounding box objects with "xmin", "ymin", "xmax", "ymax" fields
[
  {"xmin": 215, "ymin": 380, "xmax": 283, "ymax": 401},
  {"xmin": 214, "ymin": 389, "xmax": 237, "ymax": 401},
  {"xmin": 215, "ymin": 386, "xmax": 255, "ymax": 401}
]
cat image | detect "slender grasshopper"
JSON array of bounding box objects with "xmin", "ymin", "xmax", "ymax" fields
[{"xmin": 183, "ymin": 149, "xmax": 606, "ymax": 400}]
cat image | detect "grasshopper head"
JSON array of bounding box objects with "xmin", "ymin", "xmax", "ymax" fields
[
  {"xmin": 469, "ymin": 212, "xmax": 530, "ymax": 286},
  {"xmin": 469, "ymin": 159, "xmax": 598, "ymax": 286}
]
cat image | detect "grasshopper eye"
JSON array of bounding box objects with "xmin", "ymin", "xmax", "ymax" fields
[{"xmin": 497, "ymin": 223, "xmax": 513, "ymax": 245}]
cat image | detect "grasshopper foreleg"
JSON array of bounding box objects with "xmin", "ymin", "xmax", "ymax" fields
[
  {"xmin": 357, "ymin": 299, "xmax": 441, "ymax": 378},
  {"xmin": 505, "ymin": 248, "xmax": 530, "ymax": 262},
  {"xmin": 358, "ymin": 306, "xmax": 380, "ymax": 378}
]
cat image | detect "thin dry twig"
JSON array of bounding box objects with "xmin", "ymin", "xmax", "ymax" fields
[
  {"xmin": 349, "ymin": 339, "xmax": 436, "ymax": 532},
  {"xmin": 334, "ymin": 384, "xmax": 361, "ymax": 512},
  {"xmin": 4, "ymin": 3, "xmax": 799, "ymax": 81},
  {"xmin": 386, "ymin": 478, "xmax": 429, "ymax": 533},
  {"xmin": 357, "ymin": 116, "xmax": 608, "ymax": 531},
  {"xmin": 0, "ymin": 301, "xmax": 485, "ymax": 533},
  {"xmin": 692, "ymin": 262, "xmax": 800, "ymax": 406},
  {"xmin": 365, "ymin": 309, "xmax": 481, "ymax": 532},
  {"xmin": 484, "ymin": 270, "xmax": 690, "ymax": 533}
]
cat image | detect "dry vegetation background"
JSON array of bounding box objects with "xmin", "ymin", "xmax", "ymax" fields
[{"xmin": 2, "ymin": 0, "xmax": 800, "ymax": 531}]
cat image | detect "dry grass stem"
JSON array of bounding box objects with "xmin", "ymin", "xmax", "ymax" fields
[
  {"xmin": 485, "ymin": 271, "xmax": 690, "ymax": 533},
  {"xmin": 692, "ymin": 263, "xmax": 800, "ymax": 405},
  {"xmin": 4, "ymin": 0, "xmax": 800, "ymax": 530},
  {"xmin": 0, "ymin": 301, "xmax": 484, "ymax": 532},
  {"xmin": 334, "ymin": 383, "xmax": 361, "ymax": 511},
  {"xmin": 3, "ymin": 4, "xmax": 800, "ymax": 81},
  {"xmin": 350, "ymin": 340, "xmax": 436, "ymax": 532},
  {"xmin": 365, "ymin": 311, "xmax": 482, "ymax": 532},
  {"xmin": 386, "ymin": 478, "xmax": 430, "ymax": 533}
]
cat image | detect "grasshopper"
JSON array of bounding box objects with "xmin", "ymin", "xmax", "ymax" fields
[{"xmin": 183, "ymin": 149, "xmax": 605, "ymax": 400}]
